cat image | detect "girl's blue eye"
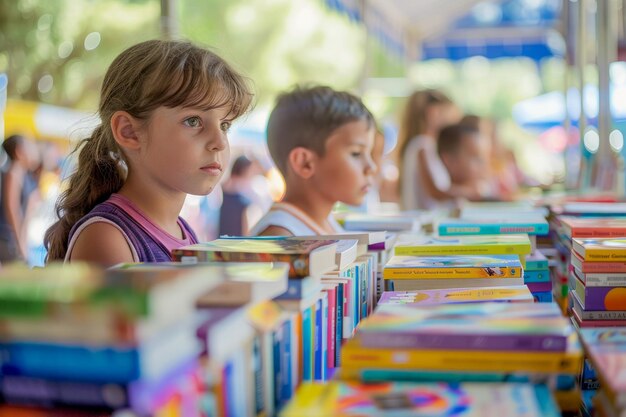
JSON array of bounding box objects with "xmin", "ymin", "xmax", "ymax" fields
[
  {"xmin": 184, "ymin": 116, "xmax": 202, "ymax": 128},
  {"xmin": 220, "ymin": 121, "xmax": 232, "ymax": 132}
]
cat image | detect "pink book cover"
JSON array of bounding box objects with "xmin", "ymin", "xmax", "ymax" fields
[{"xmin": 322, "ymin": 285, "xmax": 337, "ymax": 369}]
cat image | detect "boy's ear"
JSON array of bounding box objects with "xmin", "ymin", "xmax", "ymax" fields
[
  {"xmin": 110, "ymin": 111, "xmax": 143, "ymax": 151},
  {"xmin": 287, "ymin": 147, "xmax": 317, "ymax": 179}
]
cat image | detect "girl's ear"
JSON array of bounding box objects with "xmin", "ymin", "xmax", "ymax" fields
[
  {"xmin": 111, "ymin": 111, "xmax": 143, "ymax": 151},
  {"xmin": 287, "ymin": 147, "xmax": 317, "ymax": 179}
]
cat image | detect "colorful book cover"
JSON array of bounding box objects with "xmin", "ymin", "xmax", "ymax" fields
[
  {"xmin": 580, "ymin": 328, "xmax": 626, "ymax": 405},
  {"xmin": 560, "ymin": 216, "xmax": 626, "ymax": 238},
  {"xmin": 569, "ymin": 291, "xmax": 626, "ymax": 321},
  {"xmin": 571, "ymin": 251, "xmax": 626, "ymax": 273},
  {"xmin": 437, "ymin": 218, "xmax": 549, "ymax": 236},
  {"xmin": 572, "ymin": 238, "xmax": 626, "ymax": 262},
  {"xmin": 394, "ymin": 234, "xmax": 532, "ymax": 260},
  {"xmin": 383, "ymin": 255, "xmax": 522, "ymax": 280},
  {"xmin": 377, "ymin": 286, "xmax": 534, "ymax": 306},
  {"xmin": 526, "ymin": 282, "xmax": 552, "ymax": 293},
  {"xmin": 282, "ymin": 381, "xmax": 560, "ymax": 417},
  {"xmin": 525, "ymin": 251, "xmax": 549, "ymax": 270},
  {"xmin": 172, "ymin": 239, "xmax": 338, "ymax": 278},
  {"xmin": 570, "ymin": 272, "xmax": 626, "ymax": 311},
  {"xmin": 523, "ymin": 269, "xmax": 550, "ymax": 283},
  {"xmin": 357, "ymin": 303, "xmax": 572, "ymax": 352}
]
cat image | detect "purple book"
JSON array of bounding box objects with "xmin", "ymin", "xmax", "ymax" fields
[
  {"xmin": 358, "ymin": 303, "xmax": 572, "ymax": 352},
  {"xmin": 526, "ymin": 281, "xmax": 552, "ymax": 293},
  {"xmin": 575, "ymin": 285, "xmax": 626, "ymax": 311}
]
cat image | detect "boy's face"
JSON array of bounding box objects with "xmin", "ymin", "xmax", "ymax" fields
[
  {"xmin": 442, "ymin": 133, "xmax": 487, "ymax": 185},
  {"xmin": 312, "ymin": 120, "xmax": 376, "ymax": 206}
]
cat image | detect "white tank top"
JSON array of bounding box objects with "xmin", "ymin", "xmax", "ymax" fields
[
  {"xmin": 401, "ymin": 134, "xmax": 451, "ymax": 210},
  {"xmin": 249, "ymin": 202, "xmax": 344, "ymax": 236}
]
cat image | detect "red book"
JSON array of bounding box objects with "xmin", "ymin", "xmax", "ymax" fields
[{"xmin": 322, "ymin": 284, "xmax": 337, "ymax": 369}]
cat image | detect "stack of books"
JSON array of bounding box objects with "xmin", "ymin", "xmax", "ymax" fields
[
  {"xmin": 0, "ymin": 262, "xmax": 289, "ymax": 416},
  {"xmin": 580, "ymin": 328, "xmax": 626, "ymax": 417},
  {"xmin": 338, "ymin": 302, "xmax": 582, "ymax": 413},
  {"xmin": 525, "ymin": 250, "xmax": 552, "ymax": 302},
  {"xmin": 569, "ymin": 237, "xmax": 626, "ymax": 328}
]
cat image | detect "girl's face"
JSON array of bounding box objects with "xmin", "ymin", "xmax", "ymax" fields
[
  {"xmin": 428, "ymin": 103, "xmax": 460, "ymax": 133},
  {"xmin": 135, "ymin": 104, "xmax": 232, "ymax": 196}
]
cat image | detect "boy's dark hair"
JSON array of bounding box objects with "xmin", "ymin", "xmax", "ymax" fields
[
  {"xmin": 266, "ymin": 86, "xmax": 374, "ymax": 175},
  {"xmin": 2, "ymin": 135, "xmax": 25, "ymax": 161},
  {"xmin": 230, "ymin": 155, "xmax": 252, "ymax": 177},
  {"xmin": 437, "ymin": 124, "xmax": 480, "ymax": 156}
]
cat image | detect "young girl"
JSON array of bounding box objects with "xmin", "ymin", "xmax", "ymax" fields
[
  {"xmin": 397, "ymin": 89, "xmax": 477, "ymax": 210},
  {"xmin": 45, "ymin": 40, "xmax": 253, "ymax": 266}
]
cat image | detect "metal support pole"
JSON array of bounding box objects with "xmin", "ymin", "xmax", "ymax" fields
[
  {"xmin": 596, "ymin": 0, "xmax": 617, "ymax": 189},
  {"xmin": 160, "ymin": 0, "xmax": 179, "ymax": 40},
  {"xmin": 577, "ymin": 0, "xmax": 590, "ymax": 190}
]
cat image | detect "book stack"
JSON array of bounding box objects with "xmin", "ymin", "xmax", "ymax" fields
[
  {"xmin": 280, "ymin": 381, "xmax": 562, "ymax": 417},
  {"xmin": 525, "ymin": 250, "xmax": 552, "ymax": 302},
  {"xmin": 0, "ymin": 262, "xmax": 289, "ymax": 416},
  {"xmin": 338, "ymin": 212, "xmax": 422, "ymax": 233},
  {"xmin": 569, "ymin": 237, "xmax": 626, "ymax": 328},
  {"xmin": 337, "ymin": 301, "xmax": 582, "ymax": 413},
  {"xmin": 580, "ymin": 328, "xmax": 626, "ymax": 417}
]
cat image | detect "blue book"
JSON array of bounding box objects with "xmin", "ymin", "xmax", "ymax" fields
[
  {"xmin": 525, "ymin": 251, "xmax": 549, "ymax": 270},
  {"xmin": 437, "ymin": 218, "xmax": 549, "ymax": 236},
  {"xmin": 335, "ymin": 283, "xmax": 344, "ymax": 367},
  {"xmin": 302, "ymin": 306, "xmax": 312, "ymax": 381},
  {"xmin": 524, "ymin": 269, "xmax": 550, "ymax": 283},
  {"xmin": 274, "ymin": 277, "xmax": 320, "ymax": 300},
  {"xmin": 321, "ymin": 292, "xmax": 328, "ymax": 381},
  {"xmin": 222, "ymin": 359, "xmax": 234, "ymax": 416},
  {"xmin": 533, "ymin": 291, "xmax": 553, "ymax": 303},
  {"xmin": 272, "ymin": 325, "xmax": 282, "ymax": 410},
  {"xmin": 314, "ymin": 298, "xmax": 322, "ymax": 380},
  {"xmin": 280, "ymin": 319, "xmax": 291, "ymax": 406}
]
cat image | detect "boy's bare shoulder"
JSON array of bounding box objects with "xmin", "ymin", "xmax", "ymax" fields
[
  {"xmin": 69, "ymin": 222, "xmax": 135, "ymax": 267},
  {"xmin": 256, "ymin": 225, "xmax": 294, "ymax": 237}
]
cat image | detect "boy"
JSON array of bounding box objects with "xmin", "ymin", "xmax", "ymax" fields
[
  {"xmin": 436, "ymin": 123, "xmax": 489, "ymax": 201},
  {"xmin": 250, "ymin": 86, "xmax": 377, "ymax": 236}
]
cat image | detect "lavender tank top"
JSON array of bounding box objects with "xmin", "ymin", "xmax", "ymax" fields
[{"xmin": 66, "ymin": 194, "xmax": 198, "ymax": 262}]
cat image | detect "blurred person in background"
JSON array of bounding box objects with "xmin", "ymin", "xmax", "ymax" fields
[
  {"xmin": 397, "ymin": 89, "xmax": 476, "ymax": 210},
  {"xmin": 0, "ymin": 134, "xmax": 41, "ymax": 263},
  {"xmin": 437, "ymin": 123, "xmax": 489, "ymax": 204},
  {"xmin": 218, "ymin": 155, "xmax": 263, "ymax": 236}
]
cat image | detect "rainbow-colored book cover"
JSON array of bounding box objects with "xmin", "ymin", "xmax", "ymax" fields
[
  {"xmin": 280, "ymin": 381, "xmax": 560, "ymax": 417},
  {"xmin": 383, "ymin": 255, "xmax": 522, "ymax": 280},
  {"xmin": 358, "ymin": 303, "xmax": 572, "ymax": 352},
  {"xmin": 572, "ymin": 238, "xmax": 626, "ymax": 262},
  {"xmin": 394, "ymin": 235, "xmax": 532, "ymax": 261},
  {"xmin": 437, "ymin": 218, "xmax": 549, "ymax": 236},
  {"xmin": 378, "ymin": 286, "xmax": 534, "ymax": 306},
  {"xmin": 171, "ymin": 238, "xmax": 337, "ymax": 278}
]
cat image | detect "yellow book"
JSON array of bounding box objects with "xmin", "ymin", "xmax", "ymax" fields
[
  {"xmin": 340, "ymin": 337, "xmax": 582, "ymax": 375},
  {"xmin": 383, "ymin": 255, "xmax": 522, "ymax": 280},
  {"xmin": 280, "ymin": 383, "xmax": 336, "ymax": 417},
  {"xmin": 572, "ymin": 238, "xmax": 626, "ymax": 261},
  {"xmin": 394, "ymin": 235, "xmax": 531, "ymax": 267}
]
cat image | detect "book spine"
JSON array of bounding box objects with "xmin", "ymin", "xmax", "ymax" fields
[
  {"xmin": 323, "ymin": 288, "xmax": 336, "ymax": 370},
  {"xmin": 523, "ymin": 269, "xmax": 550, "ymax": 283},
  {"xmin": 526, "ymin": 281, "xmax": 552, "ymax": 293},
  {"xmin": 359, "ymin": 262, "xmax": 368, "ymax": 320},
  {"xmin": 532, "ymin": 291, "xmax": 553, "ymax": 303},
  {"xmin": 274, "ymin": 278, "xmax": 317, "ymax": 300},
  {"xmin": 572, "ymin": 229, "xmax": 626, "ymax": 238},
  {"xmin": 280, "ymin": 319, "xmax": 291, "ymax": 406},
  {"xmin": 384, "ymin": 266, "xmax": 522, "ymax": 279},
  {"xmin": 574, "ymin": 257, "xmax": 626, "ymax": 273},
  {"xmin": 252, "ymin": 335, "xmax": 264, "ymax": 416},
  {"xmin": 301, "ymin": 307, "xmax": 312, "ymax": 382},
  {"xmin": 272, "ymin": 326, "xmax": 282, "ymax": 411},
  {"xmin": 582, "ymin": 272, "xmax": 626, "ymax": 286},
  {"xmin": 439, "ymin": 224, "xmax": 548, "ymax": 236},
  {"xmin": 394, "ymin": 245, "xmax": 530, "ymax": 257},
  {"xmin": 581, "ymin": 249, "xmax": 626, "ymax": 262},
  {"xmin": 335, "ymin": 283, "xmax": 344, "ymax": 367},
  {"xmin": 578, "ymin": 285, "xmax": 623, "ymax": 310},
  {"xmin": 358, "ymin": 332, "xmax": 568, "ymax": 352},
  {"xmin": 320, "ymin": 292, "xmax": 328, "ymax": 381},
  {"xmin": 313, "ymin": 298, "xmax": 322, "ymax": 381}
]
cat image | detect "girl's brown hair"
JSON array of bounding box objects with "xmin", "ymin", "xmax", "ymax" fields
[
  {"xmin": 45, "ymin": 40, "xmax": 253, "ymax": 262},
  {"xmin": 396, "ymin": 89, "xmax": 453, "ymax": 192}
]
